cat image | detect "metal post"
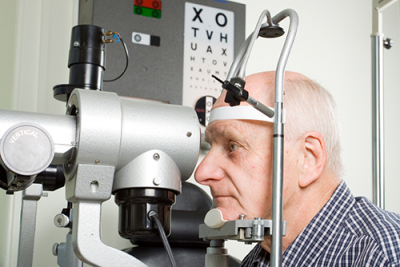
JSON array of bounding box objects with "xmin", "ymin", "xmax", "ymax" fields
[
  {"xmin": 271, "ymin": 103, "xmax": 284, "ymax": 267},
  {"xmin": 270, "ymin": 10, "xmax": 299, "ymax": 267},
  {"xmin": 370, "ymin": 0, "xmax": 398, "ymax": 209},
  {"xmin": 17, "ymin": 183, "xmax": 43, "ymax": 267},
  {"xmin": 371, "ymin": 35, "xmax": 385, "ymax": 209}
]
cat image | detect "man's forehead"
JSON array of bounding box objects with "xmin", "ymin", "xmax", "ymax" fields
[{"xmin": 205, "ymin": 120, "xmax": 244, "ymax": 141}]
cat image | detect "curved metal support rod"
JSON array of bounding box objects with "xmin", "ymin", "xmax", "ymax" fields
[
  {"xmin": 226, "ymin": 36, "xmax": 251, "ymax": 81},
  {"xmin": 238, "ymin": 10, "xmax": 273, "ymax": 78},
  {"xmin": 270, "ymin": 9, "xmax": 299, "ymax": 267},
  {"xmin": 272, "ymin": 9, "xmax": 299, "ymax": 103},
  {"xmin": 227, "ymin": 10, "xmax": 273, "ymax": 80}
]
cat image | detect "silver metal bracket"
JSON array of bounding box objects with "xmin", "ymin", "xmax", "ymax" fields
[{"xmin": 199, "ymin": 219, "xmax": 286, "ymax": 244}]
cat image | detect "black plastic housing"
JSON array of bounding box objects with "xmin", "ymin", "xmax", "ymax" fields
[
  {"xmin": 115, "ymin": 188, "xmax": 176, "ymax": 241},
  {"xmin": 53, "ymin": 25, "xmax": 105, "ymax": 102},
  {"xmin": 35, "ymin": 165, "xmax": 65, "ymax": 191}
]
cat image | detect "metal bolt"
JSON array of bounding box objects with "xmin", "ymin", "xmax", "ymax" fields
[
  {"xmin": 239, "ymin": 214, "xmax": 245, "ymax": 220},
  {"xmin": 187, "ymin": 132, "xmax": 192, "ymax": 137},
  {"xmin": 73, "ymin": 41, "xmax": 80, "ymax": 47},
  {"xmin": 384, "ymin": 38, "xmax": 393, "ymax": 49},
  {"xmin": 153, "ymin": 177, "xmax": 161, "ymax": 185},
  {"xmin": 153, "ymin": 153, "xmax": 160, "ymax": 161},
  {"xmin": 52, "ymin": 243, "xmax": 59, "ymax": 256},
  {"xmin": 252, "ymin": 217, "xmax": 264, "ymax": 242},
  {"xmin": 95, "ymin": 159, "xmax": 100, "ymax": 164}
]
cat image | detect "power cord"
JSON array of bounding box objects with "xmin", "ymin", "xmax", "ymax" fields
[
  {"xmin": 148, "ymin": 211, "xmax": 178, "ymax": 267},
  {"xmin": 103, "ymin": 31, "xmax": 129, "ymax": 82}
]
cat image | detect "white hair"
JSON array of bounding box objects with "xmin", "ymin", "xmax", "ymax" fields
[{"xmin": 284, "ymin": 78, "xmax": 343, "ymax": 178}]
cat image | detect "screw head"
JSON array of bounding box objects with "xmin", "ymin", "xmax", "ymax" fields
[
  {"xmin": 384, "ymin": 38, "xmax": 393, "ymax": 49},
  {"xmin": 54, "ymin": 214, "xmax": 69, "ymax": 228},
  {"xmin": 153, "ymin": 177, "xmax": 161, "ymax": 185},
  {"xmin": 73, "ymin": 41, "xmax": 80, "ymax": 47},
  {"xmin": 153, "ymin": 153, "xmax": 160, "ymax": 161}
]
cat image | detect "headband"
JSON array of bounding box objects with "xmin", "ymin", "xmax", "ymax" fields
[{"xmin": 209, "ymin": 106, "xmax": 285, "ymax": 124}]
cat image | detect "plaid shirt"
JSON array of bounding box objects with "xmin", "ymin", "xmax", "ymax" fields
[{"xmin": 240, "ymin": 181, "xmax": 400, "ymax": 266}]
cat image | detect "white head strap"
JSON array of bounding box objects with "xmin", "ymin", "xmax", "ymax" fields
[{"xmin": 209, "ymin": 106, "xmax": 285, "ymax": 124}]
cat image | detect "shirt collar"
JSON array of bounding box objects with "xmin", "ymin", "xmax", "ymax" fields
[
  {"xmin": 242, "ymin": 181, "xmax": 355, "ymax": 266},
  {"xmin": 281, "ymin": 181, "xmax": 355, "ymax": 265}
]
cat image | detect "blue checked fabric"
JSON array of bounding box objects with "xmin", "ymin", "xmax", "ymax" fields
[{"xmin": 240, "ymin": 181, "xmax": 400, "ymax": 266}]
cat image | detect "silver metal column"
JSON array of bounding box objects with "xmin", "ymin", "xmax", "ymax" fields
[
  {"xmin": 17, "ymin": 183, "xmax": 43, "ymax": 267},
  {"xmin": 270, "ymin": 9, "xmax": 299, "ymax": 267},
  {"xmin": 271, "ymin": 103, "xmax": 284, "ymax": 267},
  {"xmin": 370, "ymin": 0, "xmax": 398, "ymax": 209},
  {"xmin": 371, "ymin": 35, "xmax": 385, "ymax": 209}
]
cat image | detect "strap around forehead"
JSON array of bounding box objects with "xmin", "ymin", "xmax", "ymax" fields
[{"xmin": 209, "ymin": 106, "xmax": 284, "ymax": 124}]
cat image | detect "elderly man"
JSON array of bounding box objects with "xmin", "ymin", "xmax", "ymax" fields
[{"xmin": 195, "ymin": 71, "xmax": 400, "ymax": 266}]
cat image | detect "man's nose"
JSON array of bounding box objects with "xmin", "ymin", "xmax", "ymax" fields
[{"xmin": 194, "ymin": 150, "xmax": 225, "ymax": 185}]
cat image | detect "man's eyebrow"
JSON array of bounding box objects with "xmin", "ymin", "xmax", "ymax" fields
[{"xmin": 205, "ymin": 123, "xmax": 244, "ymax": 143}]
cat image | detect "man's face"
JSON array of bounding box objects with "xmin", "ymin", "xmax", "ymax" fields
[{"xmin": 195, "ymin": 117, "xmax": 276, "ymax": 221}]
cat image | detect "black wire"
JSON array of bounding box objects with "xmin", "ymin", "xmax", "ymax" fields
[
  {"xmin": 104, "ymin": 37, "xmax": 129, "ymax": 82},
  {"xmin": 149, "ymin": 211, "xmax": 178, "ymax": 267}
]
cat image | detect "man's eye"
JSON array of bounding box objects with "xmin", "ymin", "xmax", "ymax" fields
[{"xmin": 229, "ymin": 142, "xmax": 239, "ymax": 152}]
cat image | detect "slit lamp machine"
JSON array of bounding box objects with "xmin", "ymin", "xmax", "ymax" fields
[{"xmin": 0, "ymin": 8, "xmax": 299, "ymax": 267}]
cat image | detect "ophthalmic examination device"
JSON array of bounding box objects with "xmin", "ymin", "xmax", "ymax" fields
[{"xmin": 0, "ymin": 8, "xmax": 298, "ymax": 267}]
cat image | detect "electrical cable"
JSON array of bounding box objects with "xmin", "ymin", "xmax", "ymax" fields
[
  {"xmin": 148, "ymin": 211, "xmax": 178, "ymax": 267},
  {"xmin": 103, "ymin": 32, "xmax": 129, "ymax": 82}
]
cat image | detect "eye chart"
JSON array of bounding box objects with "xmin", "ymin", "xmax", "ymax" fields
[{"xmin": 183, "ymin": 2, "xmax": 235, "ymax": 127}]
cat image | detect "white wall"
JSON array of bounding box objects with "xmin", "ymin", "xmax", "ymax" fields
[{"xmin": 1, "ymin": 0, "xmax": 400, "ymax": 266}]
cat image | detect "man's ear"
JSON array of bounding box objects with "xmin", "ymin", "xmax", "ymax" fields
[{"xmin": 298, "ymin": 131, "xmax": 327, "ymax": 188}]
